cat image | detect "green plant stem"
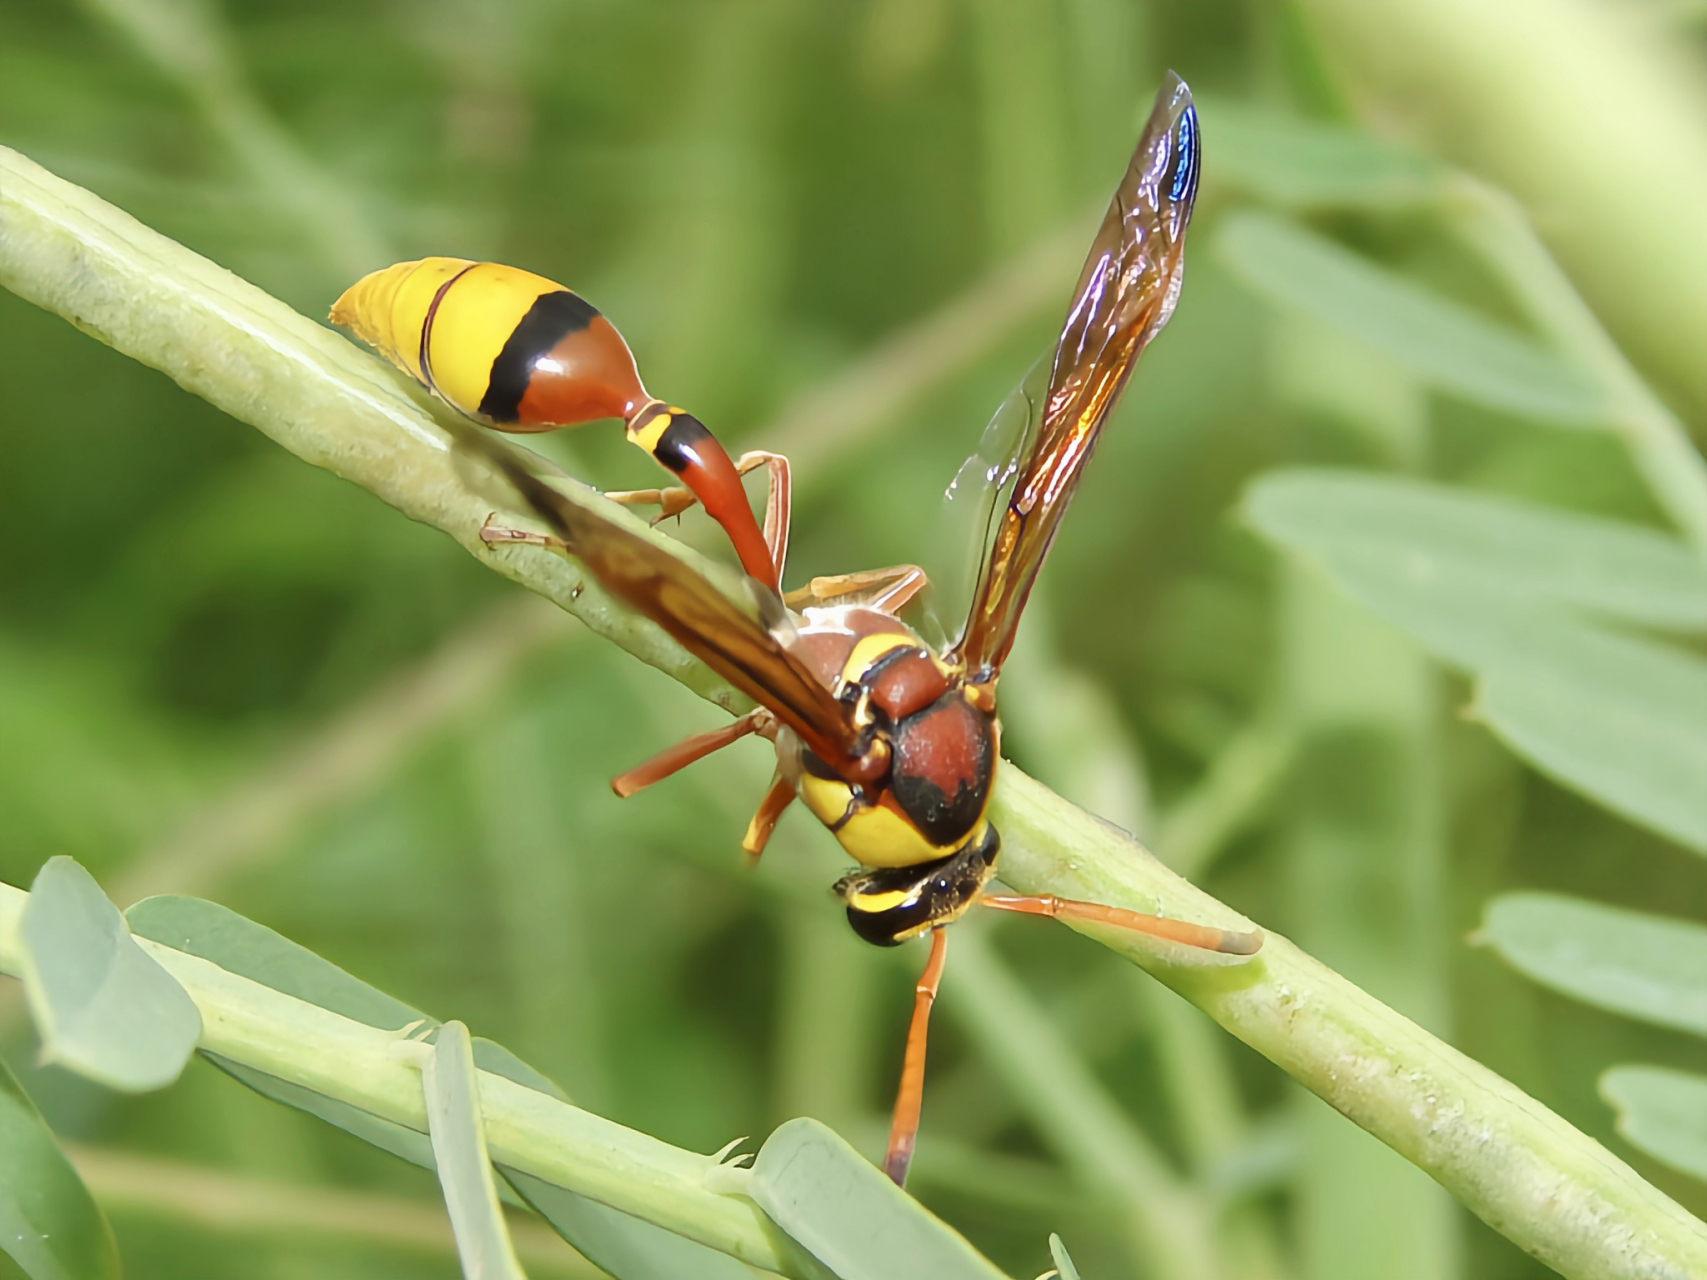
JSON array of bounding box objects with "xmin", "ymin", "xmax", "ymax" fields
[
  {"xmin": 1444, "ymin": 178, "xmax": 1707, "ymax": 559},
  {"xmin": 1296, "ymin": 0, "xmax": 1707, "ymax": 420},
  {"xmin": 0, "ymin": 143, "xmax": 747, "ymax": 718},
  {"xmin": 4, "ymin": 143, "xmax": 1706, "ymax": 1280},
  {"xmin": 0, "ymin": 882, "xmax": 804, "ymax": 1277}
]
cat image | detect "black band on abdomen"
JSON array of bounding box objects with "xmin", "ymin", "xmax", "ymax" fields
[
  {"xmin": 478, "ymin": 291, "xmax": 600, "ymax": 422},
  {"xmin": 651, "ymin": 412, "xmax": 715, "ymax": 474}
]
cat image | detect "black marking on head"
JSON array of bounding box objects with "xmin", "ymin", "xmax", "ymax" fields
[
  {"xmin": 890, "ymin": 696, "xmax": 994, "ymax": 847},
  {"xmin": 478, "ymin": 290, "xmax": 600, "ymax": 422},
  {"xmin": 651, "ymin": 412, "xmax": 714, "ymax": 474},
  {"xmin": 833, "ymin": 826, "xmax": 999, "ymax": 947}
]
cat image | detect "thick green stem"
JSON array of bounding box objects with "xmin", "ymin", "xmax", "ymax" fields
[
  {"xmin": 3, "ymin": 143, "xmax": 1705, "ymax": 1280},
  {"xmin": 0, "ymin": 882, "xmax": 801, "ymax": 1276}
]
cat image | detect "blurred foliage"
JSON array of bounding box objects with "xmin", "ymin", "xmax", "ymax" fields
[{"xmin": 1, "ymin": 1, "xmax": 1705, "ymax": 1278}]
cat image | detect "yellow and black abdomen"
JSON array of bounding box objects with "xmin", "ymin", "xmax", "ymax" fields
[{"xmin": 330, "ymin": 258, "xmax": 648, "ymax": 430}]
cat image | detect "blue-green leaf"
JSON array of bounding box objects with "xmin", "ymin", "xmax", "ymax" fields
[
  {"xmin": 1047, "ymin": 1234, "xmax": 1082, "ymax": 1280},
  {"xmin": 19, "ymin": 858, "xmax": 200, "ymax": 1092},
  {"xmin": 1217, "ymin": 213, "xmax": 1608, "ymax": 425},
  {"xmin": 1248, "ymin": 500, "xmax": 1707, "ymax": 853},
  {"xmin": 1245, "ymin": 471, "xmax": 1707, "ymax": 632},
  {"xmin": 127, "ymin": 895, "xmax": 421, "ymax": 1029},
  {"xmin": 1477, "ymin": 894, "xmax": 1707, "ymax": 1036},
  {"xmin": 129, "ymin": 895, "xmax": 761, "ymax": 1275},
  {"xmin": 422, "ymin": 1021, "xmax": 526, "ymax": 1280},
  {"xmin": 502, "ymin": 1170, "xmax": 772, "ymax": 1280},
  {"xmin": 744, "ymin": 1119, "xmax": 1008, "ymax": 1280},
  {"xmin": 1600, "ymin": 1066, "xmax": 1707, "ymax": 1181},
  {"xmin": 0, "ymin": 1050, "xmax": 119, "ymax": 1280},
  {"xmin": 1474, "ymin": 633, "xmax": 1707, "ymax": 856}
]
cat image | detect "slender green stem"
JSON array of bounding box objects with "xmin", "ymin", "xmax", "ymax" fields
[
  {"xmin": 1445, "ymin": 178, "xmax": 1707, "ymax": 560},
  {"xmin": 4, "ymin": 142, "xmax": 1706, "ymax": 1280},
  {"xmin": 0, "ymin": 882, "xmax": 804, "ymax": 1277}
]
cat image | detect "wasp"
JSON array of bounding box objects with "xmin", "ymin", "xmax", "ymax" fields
[
  {"xmin": 342, "ymin": 73, "xmax": 1260, "ymax": 1187},
  {"xmin": 331, "ymin": 253, "xmax": 788, "ymax": 590}
]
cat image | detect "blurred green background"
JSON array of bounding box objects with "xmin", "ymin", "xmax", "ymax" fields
[{"xmin": 2, "ymin": 1, "xmax": 1705, "ymax": 1277}]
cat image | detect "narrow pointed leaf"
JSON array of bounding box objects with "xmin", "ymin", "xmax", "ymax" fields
[
  {"xmin": 502, "ymin": 1169, "xmax": 772, "ymax": 1280},
  {"xmin": 0, "ymin": 1051, "xmax": 119, "ymax": 1280},
  {"xmin": 1047, "ymin": 1234, "xmax": 1082, "ymax": 1280},
  {"xmin": 1218, "ymin": 213, "xmax": 1608, "ymax": 425},
  {"xmin": 1246, "ymin": 470, "xmax": 1707, "ymax": 631},
  {"xmin": 423, "ymin": 1021, "xmax": 527, "ymax": 1280},
  {"xmin": 20, "ymin": 858, "xmax": 200, "ymax": 1091},
  {"xmin": 745, "ymin": 1119, "xmax": 1009, "ymax": 1280},
  {"xmin": 1475, "ymin": 635, "xmax": 1707, "ymax": 855},
  {"xmin": 1600, "ymin": 1067, "xmax": 1707, "ymax": 1181},
  {"xmin": 1478, "ymin": 894, "xmax": 1707, "ymax": 1035},
  {"xmin": 130, "ymin": 895, "xmax": 764, "ymax": 1271}
]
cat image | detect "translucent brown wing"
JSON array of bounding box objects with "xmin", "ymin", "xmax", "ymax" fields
[
  {"xmin": 951, "ymin": 73, "xmax": 1201, "ymax": 681},
  {"xmin": 449, "ymin": 421, "xmax": 864, "ymax": 767}
]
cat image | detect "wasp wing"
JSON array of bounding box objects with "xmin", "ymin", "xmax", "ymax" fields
[
  {"xmin": 450, "ymin": 422, "xmax": 863, "ymax": 768},
  {"xmin": 951, "ymin": 73, "xmax": 1200, "ymax": 680}
]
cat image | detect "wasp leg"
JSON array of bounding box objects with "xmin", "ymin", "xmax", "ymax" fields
[
  {"xmin": 980, "ymin": 894, "xmax": 1263, "ymax": 955},
  {"xmin": 611, "ymin": 708, "xmax": 775, "ymax": 798},
  {"xmin": 608, "ymin": 450, "xmax": 792, "ymax": 590},
  {"xmin": 884, "ymin": 926, "xmax": 949, "ymax": 1186},
  {"xmin": 478, "ymin": 514, "xmax": 569, "ymax": 554},
  {"xmin": 605, "ymin": 486, "xmax": 699, "ymax": 522},
  {"xmin": 783, "ymin": 564, "xmax": 929, "ymax": 615},
  {"xmin": 741, "ymin": 767, "xmax": 797, "ymax": 861}
]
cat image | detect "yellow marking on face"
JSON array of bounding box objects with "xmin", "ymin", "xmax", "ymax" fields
[{"xmin": 846, "ymin": 888, "xmax": 917, "ymax": 914}]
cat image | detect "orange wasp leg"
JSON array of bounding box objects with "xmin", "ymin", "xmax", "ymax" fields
[
  {"xmin": 784, "ymin": 564, "xmax": 929, "ymax": 615},
  {"xmin": 609, "ymin": 450, "xmax": 793, "ymax": 590},
  {"xmin": 610, "ymin": 708, "xmax": 775, "ymax": 798},
  {"xmin": 884, "ymin": 926, "xmax": 949, "ymax": 1187},
  {"xmin": 741, "ymin": 767, "xmax": 797, "ymax": 861},
  {"xmin": 979, "ymin": 894, "xmax": 1263, "ymax": 955}
]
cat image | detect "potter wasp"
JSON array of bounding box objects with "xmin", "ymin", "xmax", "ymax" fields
[{"xmin": 336, "ymin": 73, "xmax": 1260, "ymax": 1187}]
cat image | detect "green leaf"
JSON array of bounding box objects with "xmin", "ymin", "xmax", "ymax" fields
[
  {"xmin": 1216, "ymin": 213, "xmax": 1608, "ymax": 425},
  {"xmin": 743, "ymin": 1119, "xmax": 1009, "ymax": 1280},
  {"xmin": 1047, "ymin": 1234, "xmax": 1082, "ymax": 1280},
  {"xmin": 502, "ymin": 1169, "xmax": 772, "ymax": 1280},
  {"xmin": 422, "ymin": 1021, "xmax": 526, "ymax": 1280},
  {"xmin": 126, "ymin": 895, "xmax": 423, "ymax": 1029},
  {"xmin": 0, "ymin": 1051, "xmax": 119, "ymax": 1280},
  {"xmin": 1248, "ymin": 499, "xmax": 1707, "ymax": 853},
  {"xmin": 207, "ymin": 1052, "xmax": 439, "ymax": 1168},
  {"xmin": 1600, "ymin": 1067, "xmax": 1707, "ymax": 1181},
  {"xmin": 1474, "ymin": 633, "xmax": 1707, "ymax": 855},
  {"xmin": 1204, "ymin": 100, "xmax": 1441, "ymax": 210},
  {"xmin": 19, "ymin": 858, "xmax": 200, "ymax": 1092},
  {"xmin": 1245, "ymin": 470, "xmax": 1707, "ymax": 632},
  {"xmin": 129, "ymin": 897, "xmax": 763, "ymax": 1273},
  {"xmin": 1477, "ymin": 894, "xmax": 1707, "ymax": 1035}
]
